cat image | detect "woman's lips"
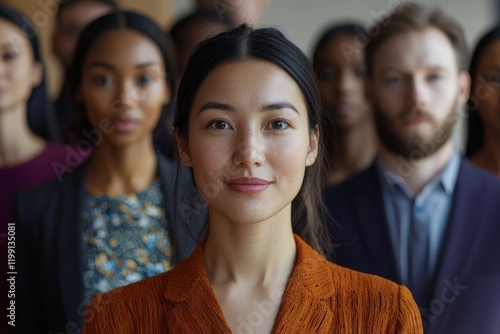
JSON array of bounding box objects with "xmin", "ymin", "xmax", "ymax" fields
[
  {"xmin": 226, "ymin": 177, "xmax": 271, "ymax": 194},
  {"xmin": 333, "ymin": 102, "xmax": 353, "ymax": 115},
  {"xmin": 112, "ymin": 118, "xmax": 140, "ymax": 133}
]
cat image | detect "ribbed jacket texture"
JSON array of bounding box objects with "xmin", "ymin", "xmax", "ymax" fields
[{"xmin": 84, "ymin": 235, "xmax": 423, "ymax": 333}]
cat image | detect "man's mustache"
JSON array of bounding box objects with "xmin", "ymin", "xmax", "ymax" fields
[{"xmin": 395, "ymin": 108, "xmax": 437, "ymax": 124}]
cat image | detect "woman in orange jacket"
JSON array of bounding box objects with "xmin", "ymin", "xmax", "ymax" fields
[{"xmin": 84, "ymin": 23, "xmax": 423, "ymax": 333}]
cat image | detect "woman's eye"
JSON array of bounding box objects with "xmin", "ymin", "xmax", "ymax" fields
[
  {"xmin": 209, "ymin": 120, "xmax": 231, "ymax": 130},
  {"xmin": 268, "ymin": 120, "xmax": 289, "ymax": 130},
  {"xmin": 2, "ymin": 51, "xmax": 18, "ymax": 61},
  {"xmin": 387, "ymin": 76, "xmax": 402, "ymax": 84},
  {"xmin": 92, "ymin": 75, "xmax": 112, "ymax": 86},
  {"xmin": 487, "ymin": 73, "xmax": 500, "ymax": 84},
  {"xmin": 138, "ymin": 74, "xmax": 155, "ymax": 87},
  {"xmin": 318, "ymin": 70, "xmax": 338, "ymax": 82},
  {"xmin": 355, "ymin": 68, "xmax": 366, "ymax": 78}
]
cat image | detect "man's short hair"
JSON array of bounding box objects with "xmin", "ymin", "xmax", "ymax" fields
[{"xmin": 365, "ymin": 2, "xmax": 469, "ymax": 78}]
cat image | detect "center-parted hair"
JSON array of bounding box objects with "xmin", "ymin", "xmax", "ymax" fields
[
  {"xmin": 174, "ymin": 24, "xmax": 331, "ymax": 254},
  {"xmin": 70, "ymin": 10, "xmax": 178, "ymax": 143},
  {"xmin": 466, "ymin": 25, "xmax": 500, "ymax": 157}
]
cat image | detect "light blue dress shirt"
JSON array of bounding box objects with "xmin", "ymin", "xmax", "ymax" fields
[{"xmin": 376, "ymin": 150, "xmax": 461, "ymax": 293}]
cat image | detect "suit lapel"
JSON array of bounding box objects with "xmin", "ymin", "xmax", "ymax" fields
[
  {"xmin": 353, "ymin": 165, "xmax": 401, "ymax": 283},
  {"xmin": 57, "ymin": 162, "xmax": 89, "ymax": 324},
  {"xmin": 429, "ymin": 161, "xmax": 487, "ymax": 333}
]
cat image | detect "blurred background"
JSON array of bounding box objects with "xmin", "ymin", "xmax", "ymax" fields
[
  {"xmin": 4, "ymin": 0, "xmax": 499, "ymax": 147},
  {"xmin": 4, "ymin": 0, "xmax": 497, "ymax": 96}
]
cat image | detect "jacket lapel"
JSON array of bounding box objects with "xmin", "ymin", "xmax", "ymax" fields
[
  {"xmin": 162, "ymin": 237, "xmax": 335, "ymax": 333},
  {"xmin": 272, "ymin": 236, "xmax": 334, "ymax": 333},
  {"xmin": 57, "ymin": 162, "xmax": 89, "ymax": 324},
  {"xmin": 429, "ymin": 161, "xmax": 487, "ymax": 334},
  {"xmin": 163, "ymin": 243, "xmax": 231, "ymax": 333}
]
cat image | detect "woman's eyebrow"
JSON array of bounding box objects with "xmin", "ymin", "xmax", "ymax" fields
[
  {"xmin": 198, "ymin": 101, "xmax": 299, "ymax": 114},
  {"xmin": 261, "ymin": 102, "xmax": 299, "ymax": 114},
  {"xmin": 198, "ymin": 101, "xmax": 235, "ymax": 114}
]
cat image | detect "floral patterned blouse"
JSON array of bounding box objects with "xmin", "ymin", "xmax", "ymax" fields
[{"xmin": 81, "ymin": 181, "xmax": 173, "ymax": 303}]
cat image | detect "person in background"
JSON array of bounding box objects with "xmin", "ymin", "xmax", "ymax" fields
[
  {"xmin": 466, "ymin": 25, "xmax": 500, "ymax": 176},
  {"xmin": 0, "ymin": 4, "xmax": 67, "ymax": 334},
  {"xmin": 196, "ymin": 0, "xmax": 269, "ymax": 27},
  {"xmin": 170, "ymin": 8, "xmax": 232, "ymax": 76},
  {"xmin": 83, "ymin": 24, "xmax": 422, "ymax": 334},
  {"xmin": 16, "ymin": 11, "xmax": 206, "ymax": 333},
  {"xmin": 323, "ymin": 3, "xmax": 500, "ymax": 333},
  {"xmin": 52, "ymin": 0, "xmax": 117, "ymax": 144},
  {"xmin": 312, "ymin": 23, "xmax": 377, "ymax": 185}
]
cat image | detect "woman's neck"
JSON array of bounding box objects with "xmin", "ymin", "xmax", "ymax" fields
[
  {"xmin": 470, "ymin": 131, "xmax": 500, "ymax": 176},
  {"xmin": 204, "ymin": 208, "xmax": 297, "ymax": 288},
  {"xmin": 327, "ymin": 119, "xmax": 377, "ymax": 185},
  {"xmin": 0, "ymin": 105, "xmax": 45, "ymax": 168},
  {"xmin": 86, "ymin": 138, "xmax": 158, "ymax": 195}
]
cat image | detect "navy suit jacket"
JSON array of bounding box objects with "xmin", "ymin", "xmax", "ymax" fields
[
  {"xmin": 15, "ymin": 152, "xmax": 207, "ymax": 334},
  {"xmin": 324, "ymin": 158, "xmax": 500, "ymax": 334}
]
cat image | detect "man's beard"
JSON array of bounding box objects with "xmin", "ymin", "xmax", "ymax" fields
[{"xmin": 374, "ymin": 101, "xmax": 459, "ymax": 160}]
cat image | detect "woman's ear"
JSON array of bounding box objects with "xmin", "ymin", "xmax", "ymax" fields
[
  {"xmin": 306, "ymin": 126, "xmax": 320, "ymax": 167},
  {"xmin": 175, "ymin": 130, "xmax": 192, "ymax": 166}
]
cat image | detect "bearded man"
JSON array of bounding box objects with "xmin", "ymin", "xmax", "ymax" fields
[{"xmin": 323, "ymin": 3, "xmax": 500, "ymax": 334}]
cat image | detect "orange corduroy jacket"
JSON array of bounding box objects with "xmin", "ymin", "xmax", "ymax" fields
[{"xmin": 84, "ymin": 235, "xmax": 423, "ymax": 333}]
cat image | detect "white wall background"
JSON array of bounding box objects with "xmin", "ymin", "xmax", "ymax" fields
[
  {"xmin": 170, "ymin": 0, "xmax": 498, "ymax": 150},
  {"xmin": 171, "ymin": 0, "xmax": 496, "ymax": 53}
]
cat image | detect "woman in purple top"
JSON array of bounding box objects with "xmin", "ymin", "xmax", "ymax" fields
[
  {"xmin": 0, "ymin": 6, "xmax": 70, "ymax": 332},
  {"xmin": 0, "ymin": 4, "xmax": 68, "ymax": 233}
]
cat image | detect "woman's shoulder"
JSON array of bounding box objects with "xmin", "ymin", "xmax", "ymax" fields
[
  {"xmin": 327, "ymin": 261, "xmax": 404, "ymax": 296},
  {"xmin": 83, "ymin": 271, "xmax": 173, "ymax": 332},
  {"xmin": 87, "ymin": 244, "xmax": 205, "ymax": 312}
]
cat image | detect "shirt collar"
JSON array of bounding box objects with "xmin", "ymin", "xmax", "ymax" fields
[{"xmin": 376, "ymin": 149, "xmax": 461, "ymax": 197}]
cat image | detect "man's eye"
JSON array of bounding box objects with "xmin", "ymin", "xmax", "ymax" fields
[{"xmin": 427, "ymin": 73, "xmax": 442, "ymax": 81}]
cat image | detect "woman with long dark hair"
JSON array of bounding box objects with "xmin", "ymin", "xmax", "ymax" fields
[
  {"xmin": 466, "ymin": 25, "xmax": 500, "ymax": 176},
  {"xmin": 0, "ymin": 7, "xmax": 65, "ymax": 333},
  {"xmin": 16, "ymin": 11, "xmax": 206, "ymax": 333},
  {"xmin": 83, "ymin": 25, "xmax": 422, "ymax": 333},
  {"xmin": 312, "ymin": 23, "xmax": 377, "ymax": 185}
]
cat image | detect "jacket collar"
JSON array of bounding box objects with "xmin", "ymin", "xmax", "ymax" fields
[{"xmin": 163, "ymin": 235, "xmax": 334, "ymax": 332}]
